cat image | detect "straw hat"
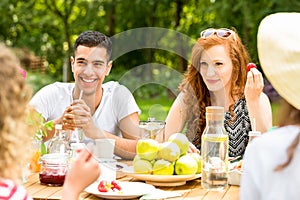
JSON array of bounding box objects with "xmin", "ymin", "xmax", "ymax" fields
[{"xmin": 257, "ymin": 12, "xmax": 300, "ymax": 110}]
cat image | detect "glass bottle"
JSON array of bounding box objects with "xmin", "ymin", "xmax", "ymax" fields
[
  {"xmin": 70, "ymin": 142, "xmax": 85, "ymax": 162},
  {"xmin": 47, "ymin": 124, "xmax": 69, "ymax": 154},
  {"xmin": 201, "ymin": 106, "xmax": 229, "ymax": 190},
  {"xmin": 68, "ymin": 128, "xmax": 84, "ymax": 144}
]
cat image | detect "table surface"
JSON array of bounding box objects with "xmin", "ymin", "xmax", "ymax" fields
[{"xmin": 24, "ymin": 163, "xmax": 240, "ymax": 200}]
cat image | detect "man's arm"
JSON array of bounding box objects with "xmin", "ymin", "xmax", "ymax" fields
[
  {"xmin": 62, "ymin": 100, "xmax": 140, "ymax": 159},
  {"xmin": 82, "ymin": 112, "xmax": 140, "ymax": 159}
]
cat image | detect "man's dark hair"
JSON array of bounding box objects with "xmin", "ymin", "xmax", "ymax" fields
[{"xmin": 73, "ymin": 31, "xmax": 112, "ymax": 60}]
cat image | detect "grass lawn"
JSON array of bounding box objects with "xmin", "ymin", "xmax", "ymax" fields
[{"xmin": 136, "ymin": 96, "xmax": 175, "ymax": 121}]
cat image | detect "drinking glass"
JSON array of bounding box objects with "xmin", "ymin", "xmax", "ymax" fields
[
  {"xmin": 29, "ymin": 139, "xmax": 42, "ymax": 173},
  {"xmin": 139, "ymin": 118, "xmax": 166, "ymax": 142}
]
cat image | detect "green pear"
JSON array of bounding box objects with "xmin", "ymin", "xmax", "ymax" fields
[
  {"xmin": 168, "ymin": 133, "xmax": 189, "ymax": 155},
  {"xmin": 175, "ymin": 154, "xmax": 198, "ymax": 175},
  {"xmin": 152, "ymin": 159, "xmax": 174, "ymax": 175}
]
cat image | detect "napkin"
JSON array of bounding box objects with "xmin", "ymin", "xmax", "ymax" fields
[{"xmin": 140, "ymin": 189, "xmax": 182, "ymax": 200}]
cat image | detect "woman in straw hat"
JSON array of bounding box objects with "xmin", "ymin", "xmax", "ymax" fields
[
  {"xmin": 165, "ymin": 27, "xmax": 272, "ymax": 157},
  {"xmin": 0, "ymin": 43, "xmax": 100, "ymax": 200},
  {"xmin": 240, "ymin": 13, "xmax": 300, "ymax": 199}
]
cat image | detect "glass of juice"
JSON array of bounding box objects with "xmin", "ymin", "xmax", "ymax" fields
[{"xmin": 29, "ymin": 140, "xmax": 41, "ymax": 173}]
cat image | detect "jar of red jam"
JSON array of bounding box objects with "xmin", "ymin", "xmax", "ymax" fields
[{"xmin": 39, "ymin": 153, "xmax": 69, "ymax": 186}]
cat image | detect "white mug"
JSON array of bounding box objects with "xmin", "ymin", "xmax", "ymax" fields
[{"xmin": 95, "ymin": 139, "xmax": 115, "ymax": 158}]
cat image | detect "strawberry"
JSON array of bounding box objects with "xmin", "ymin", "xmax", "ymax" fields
[
  {"xmin": 111, "ymin": 180, "xmax": 122, "ymax": 191},
  {"xmin": 246, "ymin": 63, "xmax": 257, "ymax": 72},
  {"xmin": 97, "ymin": 180, "xmax": 122, "ymax": 192},
  {"xmin": 98, "ymin": 180, "xmax": 109, "ymax": 192}
]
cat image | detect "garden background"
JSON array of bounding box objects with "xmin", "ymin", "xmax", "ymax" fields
[{"xmin": 1, "ymin": 0, "xmax": 296, "ymax": 123}]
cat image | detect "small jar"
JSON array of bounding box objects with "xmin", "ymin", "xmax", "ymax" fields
[{"xmin": 39, "ymin": 153, "xmax": 69, "ymax": 186}]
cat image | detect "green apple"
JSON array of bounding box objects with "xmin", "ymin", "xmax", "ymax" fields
[
  {"xmin": 152, "ymin": 159, "xmax": 174, "ymax": 175},
  {"xmin": 157, "ymin": 141, "xmax": 180, "ymax": 162},
  {"xmin": 134, "ymin": 154, "xmax": 156, "ymax": 165},
  {"xmin": 168, "ymin": 133, "xmax": 189, "ymax": 155},
  {"xmin": 136, "ymin": 139, "xmax": 159, "ymax": 161},
  {"xmin": 189, "ymin": 153, "xmax": 202, "ymax": 174},
  {"xmin": 175, "ymin": 154, "xmax": 198, "ymax": 175},
  {"xmin": 133, "ymin": 159, "xmax": 152, "ymax": 174},
  {"xmin": 133, "ymin": 154, "xmax": 141, "ymax": 164}
]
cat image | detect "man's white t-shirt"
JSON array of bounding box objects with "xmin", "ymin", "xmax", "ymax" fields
[{"xmin": 29, "ymin": 81, "xmax": 141, "ymax": 138}]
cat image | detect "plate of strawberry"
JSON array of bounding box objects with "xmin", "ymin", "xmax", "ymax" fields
[{"xmin": 84, "ymin": 180, "xmax": 155, "ymax": 199}]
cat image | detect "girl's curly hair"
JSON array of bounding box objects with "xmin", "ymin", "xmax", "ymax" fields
[{"xmin": 0, "ymin": 44, "xmax": 33, "ymax": 182}]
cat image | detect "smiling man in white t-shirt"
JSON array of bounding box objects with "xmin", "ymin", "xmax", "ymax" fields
[{"xmin": 30, "ymin": 31, "xmax": 141, "ymax": 159}]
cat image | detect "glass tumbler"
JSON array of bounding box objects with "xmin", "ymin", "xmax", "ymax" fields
[{"xmin": 139, "ymin": 118, "xmax": 166, "ymax": 142}]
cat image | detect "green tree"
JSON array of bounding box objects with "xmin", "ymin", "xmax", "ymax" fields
[{"xmin": 1, "ymin": 0, "xmax": 299, "ymax": 94}]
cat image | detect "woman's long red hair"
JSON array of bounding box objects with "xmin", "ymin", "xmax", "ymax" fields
[{"xmin": 179, "ymin": 29, "xmax": 250, "ymax": 146}]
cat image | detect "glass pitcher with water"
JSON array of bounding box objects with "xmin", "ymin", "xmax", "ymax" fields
[
  {"xmin": 201, "ymin": 106, "xmax": 229, "ymax": 191},
  {"xmin": 139, "ymin": 118, "xmax": 166, "ymax": 142}
]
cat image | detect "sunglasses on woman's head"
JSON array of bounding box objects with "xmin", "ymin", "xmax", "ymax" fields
[{"xmin": 200, "ymin": 28, "xmax": 236, "ymax": 41}]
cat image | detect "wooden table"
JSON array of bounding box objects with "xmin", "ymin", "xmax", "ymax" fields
[{"xmin": 24, "ymin": 171, "xmax": 240, "ymax": 200}]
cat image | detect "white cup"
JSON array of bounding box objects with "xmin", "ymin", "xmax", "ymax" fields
[{"xmin": 95, "ymin": 139, "xmax": 115, "ymax": 158}]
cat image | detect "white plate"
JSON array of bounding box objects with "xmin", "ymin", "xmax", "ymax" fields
[
  {"xmin": 123, "ymin": 167, "xmax": 201, "ymax": 186},
  {"xmin": 84, "ymin": 181, "xmax": 156, "ymax": 199}
]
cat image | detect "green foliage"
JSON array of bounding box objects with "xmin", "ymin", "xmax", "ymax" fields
[
  {"xmin": 26, "ymin": 109, "xmax": 54, "ymax": 155},
  {"xmin": 108, "ymin": 61, "xmax": 182, "ymax": 110},
  {"xmin": 26, "ymin": 72, "xmax": 57, "ymax": 94},
  {"xmin": 1, "ymin": 0, "xmax": 300, "ymax": 98},
  {"xmin": 134, "ymin": 84, "xmax": 168, "ymax": 99},
  {"xmin": 26, "ymin": 110, "xmax": 54, "ymax": 141}
]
